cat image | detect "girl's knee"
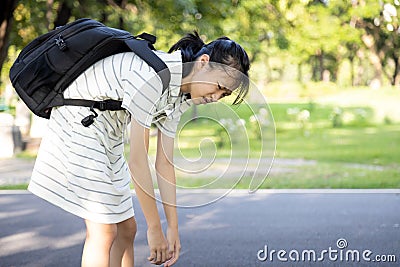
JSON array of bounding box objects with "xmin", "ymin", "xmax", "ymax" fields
[
  {"xmin": 85, "ymin": 220, "xmax": 118, "ymax": 245},
  {"xmin": 117, "ymin": 217, "xmax": 137, "ymax": 241}
]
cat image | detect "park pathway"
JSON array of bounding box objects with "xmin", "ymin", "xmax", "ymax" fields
[{"xmin": 0, "ymin": 157, "xmax": 316, "ymax": 186}]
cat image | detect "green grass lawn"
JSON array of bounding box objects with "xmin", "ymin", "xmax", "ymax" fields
[
  {"xmin": 0, "ymin": 184, "xmax": 28, "ymax": 190},
  {"xmin": 172, "ymin": 102, "xmax": 399, "ymax": 164},
  {"xmin": 168, "ymin": 88, "xmax": 400, "ymax": 189},
  {"xmin": 275, "ymin": 124, "xmax": 400, "ymax": 165},
  {"xmin": 171, "ymin": 122, "xmax": 400, "ymax": 189}
]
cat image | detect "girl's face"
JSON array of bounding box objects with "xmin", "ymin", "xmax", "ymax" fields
[{"xmin": 181, "ymin": 55, "xmax": 235, "ymax": 105}]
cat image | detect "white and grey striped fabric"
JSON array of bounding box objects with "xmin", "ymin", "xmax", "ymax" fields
[{"xmin": 28, "ymin": 50, "xmax": 191, "ymax": 224}]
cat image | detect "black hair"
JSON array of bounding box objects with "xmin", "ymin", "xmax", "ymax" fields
[{"xmin": 168, "ymin": 31, "xmax": 250, "ymax": 105}]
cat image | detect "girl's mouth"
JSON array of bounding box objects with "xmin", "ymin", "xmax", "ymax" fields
[{"xmin": 202, "ymin": 97, "xmax": 214, "ymax": 104}]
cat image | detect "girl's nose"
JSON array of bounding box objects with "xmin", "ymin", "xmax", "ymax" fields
[{"xmin": 212, "ymin": 92, "xmax": 223, "ymax": 101}]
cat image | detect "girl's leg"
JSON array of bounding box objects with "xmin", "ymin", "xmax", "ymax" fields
[
  {"xmin": 110, "ymin": 217, "xmax": 137, "ymax": 267},
  {"xmin": 82, "ymin": 220, "xmax": 117, "ymax": 267}
]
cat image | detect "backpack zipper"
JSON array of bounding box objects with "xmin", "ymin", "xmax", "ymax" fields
[{"xmin": 17, "ymin": 18, "xmax": 98, "ymax": 61}]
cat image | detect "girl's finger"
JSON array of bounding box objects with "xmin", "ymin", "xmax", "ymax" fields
[
  {"xmin": 148, "ymin": 250, "xmax": 156, "ymax": 262},
  {"xmin": 162, "ymin": 247, "xmax": 168, "ymax": 263},
  {"xmin": 165, "ymin": 256, "xmax": 176, "ymax": 267},
  {"xmin": 168, "ymin": 247, "xmax": 174, "ymax": 260},
  {"xmin": 165, "ymin": 249, "xmax": 179, "ymax": 266},
  {"xmin": 156, "ymin": 250, "xmax": 162, "ymax": 264}
]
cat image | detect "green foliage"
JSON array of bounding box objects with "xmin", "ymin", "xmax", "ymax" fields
[{"xmin": 3, "ymin": 0, "xmax": 400, "ymax": 86}]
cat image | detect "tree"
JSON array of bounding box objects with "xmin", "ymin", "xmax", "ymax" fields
[
  {"xmin": 219, "ymin": 0, "xmax": 291, "ymax": 83},
  {"xmin": 352, "ymin": 0, "xmax": 400, "ymax": 86},
  {"xmin": 282, "ymin": 0, "xmax": 362, "ymax": 83},
  {"xmin": 136, "ymin": 0, "xmax": 234, "ymax": 51},
  {"xmin": 0, "ymin": 0, "xmax": 17, "ymax": 88},
  {"xmin": 53, "ymin": 0, "xmax": 73, "ymax": 28},
  {"xmin": 5, "ymin": 0, "xmax": 399, "ymax": 90}
]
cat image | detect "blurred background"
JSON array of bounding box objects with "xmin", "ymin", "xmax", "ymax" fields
[{"xmin": 0, "ymin": 0, "xmax": 399, "ymax": 189}]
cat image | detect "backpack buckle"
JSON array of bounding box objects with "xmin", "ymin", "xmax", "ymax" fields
[
  {"xmin": 135, "ymin": 32, "xmax": 156, "ymax": 44},
  {"xmin": 94, "ymin": 100, "xmax": 110, "ymax": 111},
  {"xmin": 81, "ymin": 106, "xmax": 98, "ymax": 127},
  {"xmin": 97, "ymin": 101, "xmax": 107, "ymax": 111},
  {"xmin": 95, "ymin": 100, "xmax": 123, "ymax": 111}
]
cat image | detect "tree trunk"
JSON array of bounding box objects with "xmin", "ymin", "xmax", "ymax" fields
[
  {"xmin": 46, "ymin": 0, "xmax": 54, "ymax": 30},
  {"xmin": 361, "ymin": 34, "xmax": 383, "ymax": 88},
  {"xmin": 116, "ymin": 0, "xmax": 127, "ymax": 29},
  {"xmin": 53, "ymin": 1, "xmax": 72, "ymax": 29},
  {"xmin": 349, "ymin": 56, "xmax": 355, "ymax": 86},
  {"xmin": 297, "ymin": 62, "xmax": 303, "ymax": 83},
  {"xmin": 393, "ymin": 56, "xmax": 400, "ymax": 86},
  {"xmin": 311, "ymin": 57, "xmax": 318, "ymax": 81},
  {"xmin": 0, "ymin": 0, "xmax": 17, "ymax": 86},
  {"xmin": 318, "ymin": 49, "xmax": 324, "ymax": 81},
  {"xmin": 355, "ymin": 49, "xmax": 365, "ymax": 86}
]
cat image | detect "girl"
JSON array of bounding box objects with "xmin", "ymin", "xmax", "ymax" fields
[{"xmin": 28, "ymin": 31, "xmax": 250, "ymax": 266}]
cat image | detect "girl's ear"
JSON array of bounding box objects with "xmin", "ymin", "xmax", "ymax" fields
[
  {"xmin": 198, "ymin": 54, "xmax": 210, "ymax": 62},
  {"xmin": 192, "ymin": 54, "xmax": 210, "ymax": 73},
  {"xmin": 198, "ymin": 54, "xmax": 210, "ymax": 67}
]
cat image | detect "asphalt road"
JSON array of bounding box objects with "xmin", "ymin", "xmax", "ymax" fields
[{"xmin": 0, "ymin": 190, "xmax": 399, "ymax": 267}]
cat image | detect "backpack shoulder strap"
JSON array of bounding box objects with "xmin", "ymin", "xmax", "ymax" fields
[{"xmin": 124, "ymin": 39, "xmax": 171, "ymax": 92}]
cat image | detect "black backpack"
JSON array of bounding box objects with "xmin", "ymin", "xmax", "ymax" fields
[{"xmin": 9, "ymin": 18, "xmax": 171, "ymax": 126}]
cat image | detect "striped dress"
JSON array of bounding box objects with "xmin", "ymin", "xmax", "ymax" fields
[{"xmin": 28, "ymin": 50, "xmax": 192, "ymax": 224}]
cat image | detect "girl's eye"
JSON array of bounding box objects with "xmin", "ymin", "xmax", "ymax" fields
[
  {"xmin": 218, "ymin": 82, "xmax": 231, "ymax": 98},
  {"xmin": 217, "ymin": 82, "xmax": 228, "ymax": 92}
]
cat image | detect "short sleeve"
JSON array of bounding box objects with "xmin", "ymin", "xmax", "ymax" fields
[
  {"xmin": 154, "ymin": 99, "xmax": 193, "ymax": 138},
  {"xmin": 120, "ymin": 54, "xmax": 163, "ymax": 128},
  {"xmin": 154, "ymin": 117, "xmax": 179, "ymax": 138}
]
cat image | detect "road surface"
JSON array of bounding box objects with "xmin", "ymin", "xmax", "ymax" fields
[{"xmin": 0, "ymin": 190, "xmax": 399, "ymax": 267}]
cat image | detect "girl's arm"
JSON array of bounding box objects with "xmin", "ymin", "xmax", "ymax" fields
[
  {"xmin": 155, "ymin": 130, "xmax": 181, "ymax": 266},
  {"xmin": 155, "ymin": 130, "xmax": 177, "ymax": 226},
  {"xmin": 129, "ymin": 119, "xmax": 169, "ymax": 265}
]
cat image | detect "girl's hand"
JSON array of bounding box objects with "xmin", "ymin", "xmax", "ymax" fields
[
  {"xmin": 147, "ymin": 226, "xmax": 170, "ymax": 265},
  {"xmin": 164, "ymin": 226, "xmax": 181, "ymax": 267}
]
